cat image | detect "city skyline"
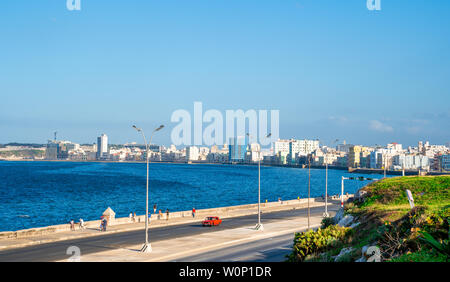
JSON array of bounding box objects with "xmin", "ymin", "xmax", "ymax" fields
[{"xmin": 1, "ymin": 1, "xmax": 450, "ymax": 146}]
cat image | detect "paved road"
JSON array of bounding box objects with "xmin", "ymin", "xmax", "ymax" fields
[
  {"xmin": 0, "ymin": 204, "xmax": 338, "ymax": 262},
  {"xmin": 173, "ymin": 232, "xmax": 299, "ymax": 262}
]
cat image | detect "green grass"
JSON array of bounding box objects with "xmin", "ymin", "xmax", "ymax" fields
[
  {"xmin": 361, "ymin": 176, "xmax": 450, "ymax": 209},
  {"xmin": 389, "ymin": 249, "xmax": 447, "ymax": 262},
  {"xmin": 288, "ymin": 176, "xmax": 450, "ymax": 262},
  {"xmin": 351, "ymin": 176, "xmax": 450, "ymax": 223}
]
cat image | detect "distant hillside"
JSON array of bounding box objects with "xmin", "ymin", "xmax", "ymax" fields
[{"xmin": 0, "ymin": 149, "xmax": 45, "ymax": 159}]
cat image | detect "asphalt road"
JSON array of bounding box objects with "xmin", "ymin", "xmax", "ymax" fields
[
  {"xmin": 0, "ymin": 204, "xmax": 338, "ymax": 262},
  {"xmin": 173, "ymin": 232, "xmax": 298, "ymax": 262}
]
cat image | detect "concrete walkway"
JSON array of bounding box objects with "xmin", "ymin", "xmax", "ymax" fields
[
  {"xmin": 56, "ymin": 207, "xmax": 335, "ymax": 262},
  {"xmin": 0, "ymin": 198, "xmax": 339, "ymax": 251}
]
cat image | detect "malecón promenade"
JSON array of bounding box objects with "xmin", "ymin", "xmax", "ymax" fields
[{"xmin": 0, "ymin": 196, "xmax": 348, "ymax": 262}]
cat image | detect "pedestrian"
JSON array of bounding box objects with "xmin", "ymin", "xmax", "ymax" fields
[
  {"xmin": 153, "ymin": 204, "xmax": 157, "ymax": 214},
  {"xmin": 129, "ymin": 212, "xmax": 133, "ymax": 222},
  {"xmin": 70, "ymin": 219, "xmax": 75, "ymax": 231},
  {"xmin": 166, "ymin": 209, "xmax": 169, "ymax": 221},
  {"xmin": 133, "ymin": 212, "xmax": 136, "ymax": 222},
  {"xmin": 158, "ymin": 209, "xmax": 162, "ymax": 220},
  {"xmin": 99, "ymin": 218, "xmax": 103, "ymax": 231},
  {"xmin": 102, "ymin": 218, "xmax": 107, "ymax": 231},
  {"xmin": 79, "ymin": 218, "xmax": 85, "ymax": 230},
  {"xmin": 192, "ymin": 207, "xmax": 196, "ymax": 218}
]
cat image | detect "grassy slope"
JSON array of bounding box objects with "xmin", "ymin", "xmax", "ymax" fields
[
  {"xmin": 290, "ymin": 176, "xmax": 449, "ymax": 262},
  {"xmin": 347, "ymin": 176, "xmax": 449, "ymax": 261},
  {"xmin": 359, "ymin": 176, "xmax": 449, "ymax": 213}
]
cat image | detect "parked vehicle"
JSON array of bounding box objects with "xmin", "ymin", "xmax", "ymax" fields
[{"xmin": 202, "ymin": 216, "xmax": 222, "ymax": 227}]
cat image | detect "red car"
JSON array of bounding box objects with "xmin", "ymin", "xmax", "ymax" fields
[{"xmin": 202, "ymin": 216, "xmax": 222, "ymax": 227}]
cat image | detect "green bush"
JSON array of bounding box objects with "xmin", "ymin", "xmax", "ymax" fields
[
  {"xmin": 321, "ymin": 217, "xmax": 335, "ymax": 229},
  {"xmin": 418, "ymin": 218, "xmax": 449, "ymax": 262},
  {"xmin": 287, "ymin": 225, "xmax": 349, "ymax": 262}
]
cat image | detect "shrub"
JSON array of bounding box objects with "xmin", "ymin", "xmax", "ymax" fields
[
  {"xmin": 321, "ymin": 216, "xmax": 335, "ymax": 229},
  {"xmin": 287, "ymin": 225, "xmax": 349, "ymax": 262},
  {"xmin": 418, "ymin": 219, "xmax": 449, "ymax": 262}
]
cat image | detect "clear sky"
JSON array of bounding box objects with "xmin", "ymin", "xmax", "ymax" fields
[{"xmin": 0, "ymin": 0, "xmax": 449, "ymax": 147}]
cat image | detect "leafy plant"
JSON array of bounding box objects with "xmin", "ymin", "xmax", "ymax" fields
[
  {"xmin": 418, "ymin": 221, "xmax": 450, "ymax": 261},
  {"xmin": 287, "ymin": 225, "xmax": 349, "ymax": 262}
]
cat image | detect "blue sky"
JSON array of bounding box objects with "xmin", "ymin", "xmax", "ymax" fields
[{"xmin": 0, "ymin": 0, "xmax": 449, "ymax": 147}]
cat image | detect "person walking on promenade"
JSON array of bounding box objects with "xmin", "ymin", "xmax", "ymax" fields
[
  {"xmin": 102, "ymin": 218, "xmax": 107, "ymax": 231},
  {"xmin": 129, "ymin": 212, "xmax": 133, "ymax": 222},
  {"xmin": 166, "ymin": 209, "xmax": 170, "ymax": 221},
  {"xmin": 192, "ymin": 207, "xmax": 196, "ymax": 218},
  {"xmin": 133, "ymin": 212, "xmax": 136, "ymax": 222},
  {"xmin": 158, "ymin": 209, "xmax": 162, "ymax": 220},
  {"xmin": 153, "ymin": 204, "xmax": 157, "ymax": 214},
  {"xmin": 70, "ymin": 219, "xmax": 75, "ymax": 231},
  {"xmin": 79, "ymin": 218, "xmax": 85, "ymax": 230}
]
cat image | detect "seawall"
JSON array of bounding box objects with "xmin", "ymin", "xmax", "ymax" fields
[{"xmin": 0, "ymin": 196, "xmax": 349, "ymax": 241}]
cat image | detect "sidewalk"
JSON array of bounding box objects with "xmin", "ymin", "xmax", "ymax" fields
[
  {"xmin": 56, "ymin": 209, "xmax": 333, "ymax": 262},
  {"xmin": 0, "ymin": 199, "xmax": 338, "ymax": 251}
]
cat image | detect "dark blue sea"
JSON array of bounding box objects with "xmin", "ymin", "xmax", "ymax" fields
[{"xmin": 0, "ymin": 161, "xmax": 386, "ymax": 232}]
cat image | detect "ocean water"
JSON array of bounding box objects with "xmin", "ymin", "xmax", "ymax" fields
[{"xmin": 0, "ymin": 161, "xmax": 386, "ymax": 231}]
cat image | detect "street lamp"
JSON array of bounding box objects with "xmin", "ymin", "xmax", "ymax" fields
[
  {"xmin": 132, "ymin": 124, "xmax": 164, "ymax": 253},
  {"xmin": 322, "ymin": 139, "xmax": 339, "ymax": 218},
  {"xmin": 307, "ymin": 154, "xmax": 311, "ymax": 229},
  {"xmin": 247, "ymin": 132, "xmax": 271, "ymax": 231}
]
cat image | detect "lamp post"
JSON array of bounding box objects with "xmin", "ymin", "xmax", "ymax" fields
[
  {"xmin": 308, "ymin": 154, "xmax": 311, "ymax": 229},
  {"xmin": 384, "ymin": 154, "xmax": 387, "ymax": 178},
  {"xmin": 322, "ymin": 139, "xmax": 339, "ymax": 218},
  {"xmin": 132, "ymin": 124, "xmax": 164, "ymax": 253},
  {"xmin": 247, "ymin": 133, "xmax": 271, "ymax": 231}
]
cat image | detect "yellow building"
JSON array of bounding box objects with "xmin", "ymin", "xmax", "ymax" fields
[
  {"xmin": 348, "ymin": 145, "xmax": 361, "ymax": 168},
  {"xmin": 348, "ymin": 145, "xmax": 372, "ymax": 168}
]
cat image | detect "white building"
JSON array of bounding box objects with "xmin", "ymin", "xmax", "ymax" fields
[
  {"xmin": 273, "ymin": 139, "xmax": 290, "ymax": 155},
  {"xmin": 387, "ymin": 143, "xmax": 403, "ymax": 155},
  {"xmin": 274, "ymin": 139, "xmax": 319, "ymax": 164},
  {"xmin": 393, "ymin": 154, "xmax": 429, "ymax": 170},
  {"xmin": 245, "ymin": 143, "xmax": 262, "ymax": 163},
  {"xmin": 97, "ymin": 134, "xmax": 108, "ymax": 160},
  {"xmin": 186, "ymin": 146, "xmax": 199, "ymax": 161}
]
